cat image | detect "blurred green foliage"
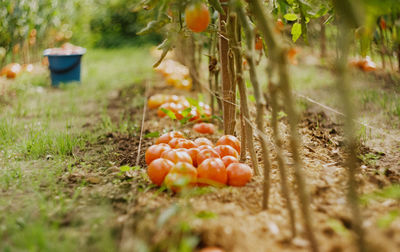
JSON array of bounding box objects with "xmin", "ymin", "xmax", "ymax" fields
[{"xmin": 0, "ymin": 0, "xmax": 160, "ymax": 65}]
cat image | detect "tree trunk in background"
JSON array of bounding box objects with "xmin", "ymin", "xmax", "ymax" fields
[{"xmin": 219, "ymin": 0, "xmax": 236, "ymax": 135}]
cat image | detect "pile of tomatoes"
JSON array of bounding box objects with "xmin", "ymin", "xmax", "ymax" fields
[
  {"xmin": 43, "ymin": 43, "xmax": 85, "ymax": 56},
  {"xmin": 155, "ymin": 59, "xmax": 192, "ymax": 90},
  {"xmin": 148, "ymin": 94, "xmax": 211, "ymax": 122},
  {"xmin": 350, "ymin": 56, "xmax": 377, "ymax": 72},
  {"xmin": 0, "ymin": 63, "xmax": 34, "ymax": 79},
  {"xmin": 145, "ymin": 131, "xmax": 253, "ymax": 192}
]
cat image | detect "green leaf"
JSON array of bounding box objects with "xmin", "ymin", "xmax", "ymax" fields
[
  {"xmin": 377, "ymin": 210, "xmax": 399, "ymax": 228},
  {"xmin": 144, "ymin": 131, "xmax": 160, "ymax": 138},
  {"xmin": 249, "ymin": 95, "xmax": 256, "ymax": 103},
  {"xmin": 196, "ymin": 210, "xmax": 218, "ymax": 219},
  {"xmin": 181, "ymin": 107, "xmax": 192, "ymax": 118},
  {"xmin": 160, "ymin": 108, "xmax": 176, "ymax": 120},
  {"xmin": 327, "ymin": 219, "xmax": 350, "ymax": 237},
  {"xmin": 137, "ymin": 17, "xmax": 168, "ymax": 35},
  {"xmin": 208, "ymin": 0, "xmax": 225, "ymax": 15},
  {"xmin": 291, "ymin": 23, "xmax": 302, "ymax": 42},
  {"xmin": 284, "ymin": 13, "xmax": 298, "ymax": 21}
]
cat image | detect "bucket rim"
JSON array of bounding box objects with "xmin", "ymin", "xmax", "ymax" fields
[{"xmin": 43, "ymin": 48, "xmax": 86, "ymax": 57}]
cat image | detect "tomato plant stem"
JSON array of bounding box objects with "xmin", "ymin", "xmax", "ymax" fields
[
  {"xmin": 335, "ymin": 21, "xmax": 366, "ymax": 252},
  {"xmin": 228, "ymin": 17, "xmax": 259, "ymax": 175},
  {"xmin": 219, "ymin": 2, "xmax": 236, "ymax": 135},
  {"xmin": 248, "ymin": 0, "xmax": 318, "ymax": 250}
]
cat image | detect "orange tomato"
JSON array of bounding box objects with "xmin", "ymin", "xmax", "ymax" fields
[
  {"xmin": 221, "ymin": 156, "xmax": 239, "ymax": 168},
  {"xmin": 275, "ymin": 18, "xmax": 284, "ymax": 33},
  {"xmin": 194, "ymin": 137, "xmax": 214, "ymax": 147},
  {"xmin": 148, "ymin": 94, "xmax": 167, "ymax": 109},
  {"xmin": 255, "ymin": 36, "xmax": 263, "ymax": 51},
  {"xmin": 145, "ymin": 143, "xmax": 171, "ymax": 165},
  {"xmin": 170, "ymin": 162, "xmax": 197, "ymax": 178},
  {"xmin": 185, "ymin": 3, "xmax": 210, "ymax": 33},
  {"xmin": 226, "ymin": 163, "xmax": 253, "ymax": 187},
  {"xmin": 193, "ymin": 123, "xmax": 215, "ymax": 134},
  {"xmin": 197, "ymin": 158, "xmax": 227, "ymax": 186},
  {"xmin": 216, "ymin": 135, "xmax": 241, "ymax": 154},
  {"xmin": 198, "ymin": 145, "xmax": 214, "ymax": 151},
  {"xmin": 175, "ymin": 139, "xmax": 198, "ymax": 149},
  {"xmin": 186, "ymin": 148, "xmax": 200, "ymax": 167},
  {"xmin": 156, "ymin": 131, "xmax": 185, "ymax": 144},
  {"xmin": 147, "ymin": 158, "xmax": 174, "ymax": 186},
  {"xmin": 214, "ymin": 145, "xmax": 239, "ymax": 159},
  {"xmin": 161, "ymin": 149, "xmax": 193, "ymax": 164},
  {"xmin": 197, "ymin": 148, "xmax": 220, "ymax": 166},
  {"xmin": 3, "ymin": 63, "xmax": 21, "ymax": 79},
  {"xmin": 157, "ymin": 102, "xmax": 178, "ymax": 118},
  {"xmin": 168, "ymin": 138, "xmax": 186, "ymax": 148}
]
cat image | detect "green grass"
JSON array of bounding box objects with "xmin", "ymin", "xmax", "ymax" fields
[{"xmin": 0, "ymin": 46, "xmax": 154, "ymax": 251}]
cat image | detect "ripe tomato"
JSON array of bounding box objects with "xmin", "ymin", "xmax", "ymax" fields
[
  {"xmin": 193, "ymin": 123, "xmax": 215, "ymax": 134},
  {"xmin": 147, "ymin": 158, "xmax": 174, "ymax": 186},
  {"xmin": 168, "ymin": 138, "xmax": 186, "ymax": 148},
  {"xmin": 197, "ymin": 148, "xmax": 220, "ymax": 166},
  {"xmin": 186, "ymin": 148, "xmax": 200, "ymax": 167},
  {"xmin": 145, "ymin": 143, "xmax": 171, "ymax": 165},
  {"xmin": 161, "ymin": 149, "xmax": 193, "ymax": 164},
  {"xmin": 194, "ymin": 137, "xmax": 214, "ymax": 147},
  {"xmin": 165, "ymin": 162, "xmax": 197, "ymax": 193},
  {"xmin": 255, "ymin": 36, "xmax": 263, "ymax": 51},
  {"xmin": 185, "ymin": 3, "xmax": 210, "ymax": 33},
  {"xmin": 148, "ymin": 94, "xmax": 167, "ymax": 109},
  {"xmin": 156, "ymin": 131, "xmax": 185, "ymax": 144},
  {"xmin": 170, "ymin": 162, "xmax": 197, "ymax": 178},
  {"xmin": 214, "ymin": 145, "xmax": 239, "ymax": 159},
  {"xmin": 175, "ymin": 139, "xmax": 198, "ymax": 149},
  {"xmin": 197, "ymin": 158, "xmax": 227, "ymax": 186},
  {"xmin": 4, "ymin": 63, "xmax": 21, "ymax": 79},
  {"xmin": 275, "ymin": 18, "xmax": 284, "ymax": 33},
  {"xmin": 216, "ymin": 135, "xmax": 241, "ymax": 154},
  {"xmin": 221, "ymin": 156, "xmax": 239, "ymax": 168},
  {"xmin": 226, "ymin": 163, "xmax": 253, "ymax": 187},
  {"xmin": 165, "ymin": 171, "xmax": 196, "ymax": 193},
  {"xmin": 198, "ymin": 145, "xmax": 214, "ymax": 151}
]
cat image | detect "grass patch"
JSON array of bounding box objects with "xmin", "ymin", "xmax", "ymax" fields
[{"xmin": 0, "ymin": 46, "xmax": 153, "ymax": 251}]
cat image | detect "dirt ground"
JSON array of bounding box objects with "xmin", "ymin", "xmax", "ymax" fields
[{"xmin": 63, "ymin": 72, "xmax": 400, "ymax": 252}]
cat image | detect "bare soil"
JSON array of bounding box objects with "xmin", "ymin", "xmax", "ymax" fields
[{"xmin": 67, "ymin": 78, "xmax": 400, "ymax": 252}]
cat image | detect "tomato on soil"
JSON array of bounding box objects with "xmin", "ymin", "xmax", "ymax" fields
[
  {"xmin": 197, "ymin": 158, "xmax": 227, "ymax": 186},
  {"xmin": 145, "ymin": 143, "xmax": 171, "ymax": 165},
  {"xmin": 165, "ymin": 162, "xmax": 197, "ymax": 192},
  {"xmin": 147, "ymin": 158, "xmax": 174, "ymax": 186},
  {"xmin": 185, "ymin": 3, "xmax": 210, "ymax": 33},
  {"xmin": 214, "ymin": 145, "xmax": 239, "ymax": 159},
  {"xmin": 193, "ymin": 123, "xmax": 215, "ymax": 134},
  {"xmin": 156, "ymin": 131, "xmax": 185, "ymax": 144},
  {"xmin": 197, "ymin": 148, "xmax": 220, "ymax": 166},
  {"xmin": 222, "ymin": 156, "xmax": 239, "ymax": 168},
  {"xmin": 157, "ymin": 102, "xmax": 178, "ymax": 118},
  {"xmin": 168, "ymin": 137, "xmax": 186, "ymax": 148},
  {"xmin": 161, "ymin": 149, "xmax": 193, "ymax": 164},
  {"xmin": 198, "ymin": 145, "xmax": 215, "ymax": 152},
  {"xmin": 194, "ymin": 137, "xmax": 214, "ymax": 147},
  {"xmin": 226, "ymin": 163, "xmax": 253, "ymax": 187},
  {"xmin": 175, "ymin": 139, "xmax": 198, "ymax": 149},
  {"xmin": 186, "ymin": 148, "xmax": 200, "ymax": 167},
  {"xmin": 148, "ymin": 94, "xmax": 167, "ymax": 109},
  {"xmin": 216, "ymin": 135, "xmax": 241, "ymax": 154}
]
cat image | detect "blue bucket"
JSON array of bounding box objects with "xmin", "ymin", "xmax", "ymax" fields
[{"xmin": 44, "ymin": 48, "xmax": 86, "ymax": 86}]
